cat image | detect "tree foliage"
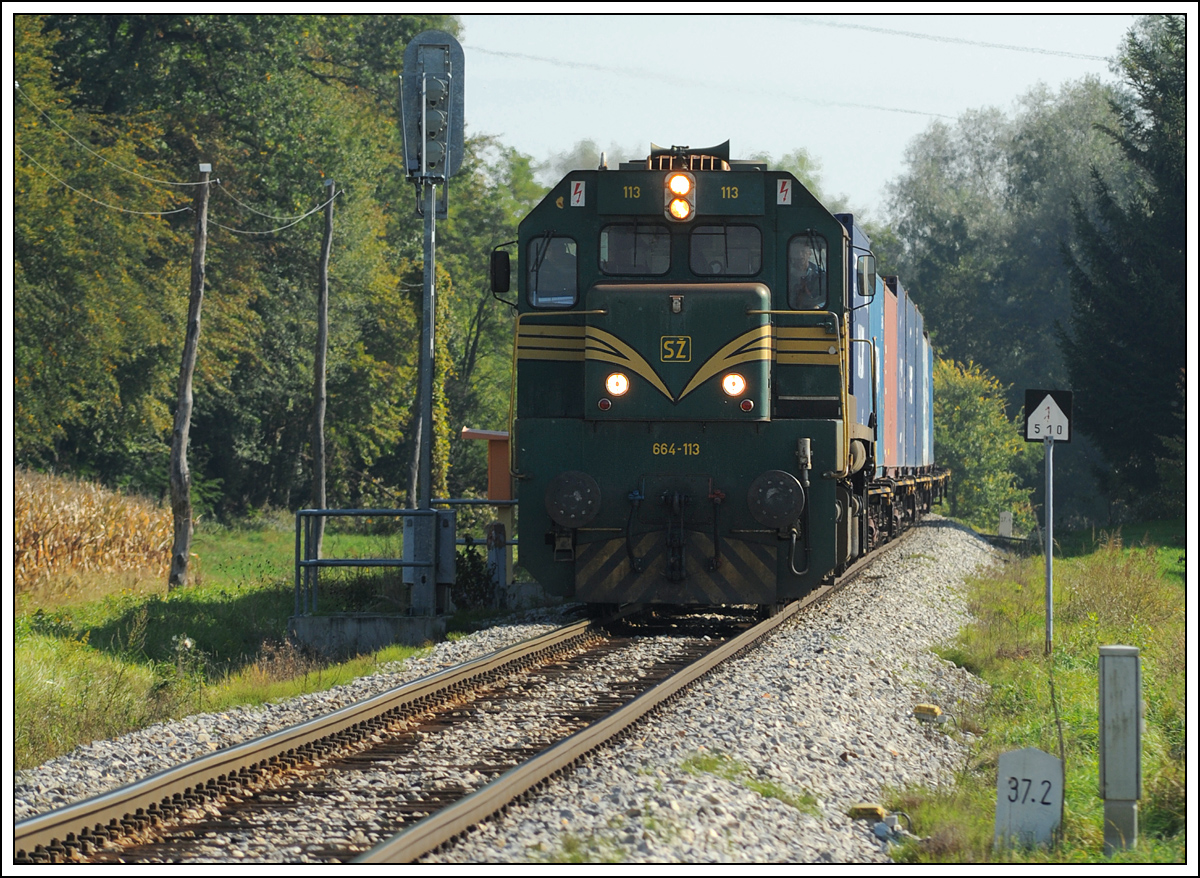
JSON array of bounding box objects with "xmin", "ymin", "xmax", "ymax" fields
[
  {"xmin": 884, "ymin": 22, "xmax": 1187, "ymax": 520},
  {"xmin": 14, "ymin": 13, "xmax": 540, "ymax": 519},
  {"xmin": 1059, "ymin": 15, "xmax": 1186, "ymax": 505},
  {"xmin": 933, "ymin": 359, "xmax": 1034, "ymax": 532},
  {"xmin": 887, "ymin": 79, "xmax": 1136, "ymax": 403},
  {"xmin": 14, "ymin": 15, "xmax": 188, "ymax": 474}
]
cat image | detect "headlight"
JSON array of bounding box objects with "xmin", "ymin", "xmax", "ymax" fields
[
  {"xmin": 722, "ymin": 373, "xmax": 746, "ymax": 396},
  {"xmin": 606, "ymin": 372, "xmax": 630, "ymax": 396}
]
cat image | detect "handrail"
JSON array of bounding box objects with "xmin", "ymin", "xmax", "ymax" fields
[
  {"xmin": 753, "ymin": 310, "xmax": 853, "ymax": 478},
  {"xmin": 294, "ymin": 508, "xmax": 431, "ymax": 617},
  {"xmin": 294, "ymin": 501, "xmax": 522, "ymax": 617}
]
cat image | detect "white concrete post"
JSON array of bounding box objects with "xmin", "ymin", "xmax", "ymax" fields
[{"xmin": 1099, "ymin": 645, "xmax": 1141, "ymax": 854}]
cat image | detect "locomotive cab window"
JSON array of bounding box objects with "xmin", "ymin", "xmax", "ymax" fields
[
  {"xmin": 788, "ymin": 232, "xmax": 828, "ymax": 309},
  {"xmin": 600, "ymin": 224, "xmax": 670, "ymax": 275},
  {"xmin": 690, "ymin": 225, "xmax": 762, "ymax": 276},
  {"xmin": 528, "ymin": 235, "xmax": 578, "ymax": 308}
]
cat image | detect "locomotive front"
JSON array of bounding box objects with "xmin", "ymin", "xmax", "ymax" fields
[{"xmin": 501, "ymin": 144, "xmax": 874, "ymax": 608}]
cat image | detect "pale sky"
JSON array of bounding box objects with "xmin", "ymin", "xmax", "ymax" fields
[{"xmin": 458, "ymin": 10, "xmax": 1141, "ymax": 220}]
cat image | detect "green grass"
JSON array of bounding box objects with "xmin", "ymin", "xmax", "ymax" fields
[
  {"xmin": 681, "ymin": 750, "xmax": 821, "ymax": 815},
  {"xmin": 536, "ymin": 831, "xmax": 627, "ymax": 864},
  {"xmin": 886, "ymin": 518, "xmax": 1186, "ymax": 864},
  {"xmin": 13, "ymin": 515, "xmax": 498, "ymax": 772}
]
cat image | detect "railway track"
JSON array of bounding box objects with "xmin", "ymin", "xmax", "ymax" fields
[{"xmin": 16, "ymin": 537, "xmax": 905, "ymax": 865}]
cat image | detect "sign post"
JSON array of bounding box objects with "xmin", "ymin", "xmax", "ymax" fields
[{"xmin": 1025, "ymin": 390, "xmax": 1072, "ymax": 655}]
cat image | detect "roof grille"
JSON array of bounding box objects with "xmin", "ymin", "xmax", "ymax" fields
[{"xmin": 646, "ymin": 140, "xmax": 731, "ymax": 171}]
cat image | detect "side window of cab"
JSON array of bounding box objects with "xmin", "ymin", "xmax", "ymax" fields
[
  {"xmin": 788, "ymin": 232, "xmax": 828, "ymax": 309},
  {"xmin": 528, "ymin": 236, "xmax": 578, "ymax": 308}
]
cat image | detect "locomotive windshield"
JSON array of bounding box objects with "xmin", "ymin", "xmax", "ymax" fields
[
  {"xmin": 527, "ymin": 235, "xmax": 578, "ymax": 307},
  {"xmin": 689, "ymin": 225, "xmax": 762, "ymax": 276},
  {"xmin": 787, "ymin": 231, "xmax": 828, "ymax": 309},
  {"xmin": 599, "ymin": 224, "xmax": 671, "ymax": 275}
]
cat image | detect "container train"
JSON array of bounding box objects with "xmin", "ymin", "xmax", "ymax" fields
[{"xmin": 490, "ymin": 142, "xmax": 947, "ymax": 610}]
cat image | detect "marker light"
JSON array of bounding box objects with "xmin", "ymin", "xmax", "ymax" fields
[
  {"xmin": 740, "ymin": 399, "xmax": 755, "ymax": 412},
  {"xmin": 606, "ymin": 372, "xmax": 630, "ymax": 396},
  {"xmin": 668, "ymin": 173, "xmax": 692, "ymax": 196},
  {"xmin": 597, "ymin": 398, "xmax": 612, "ymax": 411},
  {"xmin": 722, "ymin": 373, "xmax": 747, "ymax": 396},
  {"xmin": 663, "ymin": 170, "xmax": 696, "ymax": 222},
  {"xmin": 668, "ymin": 198, "xmax": 691, "ymax": 220}
]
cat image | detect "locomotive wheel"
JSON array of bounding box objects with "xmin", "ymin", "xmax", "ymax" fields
[{"xmin": 584, "ymin": 602, "xmax": 619, "ymax": 620}]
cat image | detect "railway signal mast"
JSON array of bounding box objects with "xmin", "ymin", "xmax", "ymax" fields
[
  {"xmin": 401, "ymin": 30, "xmax": 464, "ymax": 509},
  {"xmin": 400, "ymin": 31, "xmax": 464, "ymax": 613},
  {"xmin": 1025, "ymin": 389, "xmax": 1073, "ymax": 655}
]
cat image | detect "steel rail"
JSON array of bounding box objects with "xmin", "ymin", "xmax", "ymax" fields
[
  {"xmin": 18, "ymin": 526, "xmax": 919, "ymax": 862},
  {"xmin": 15, "ymin": 618, "xmax": 599, "ymax": 859},
  {"xmin": 357, "ymin": 528, "xmax": 920, "ymax": 864},
  {"xmin": 356, "ymin": 593, "xmax": 822, "ymax": 864}
]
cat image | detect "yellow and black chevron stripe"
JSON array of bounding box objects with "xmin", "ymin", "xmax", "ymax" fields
[
  {"xmin": 584, "ymin": 327, "xmax": 674, "ymax": 400},
  {"xmin": 676, "ymin": 325, "xmax": 772, "ymax": 400},
  {"xmin": 517, "ymin": 324, "xmax": 773, "ymax": 404},
  {"xmin": 574, "ymin": 534, "xmax": 777, "ymax": 604}
]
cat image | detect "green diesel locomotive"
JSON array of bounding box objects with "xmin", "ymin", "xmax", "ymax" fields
[{"xmin": 491, "ymin": 142, "xmax": 946, "ymax": 611}]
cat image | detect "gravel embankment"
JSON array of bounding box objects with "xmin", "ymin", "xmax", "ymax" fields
[
  {"xmin": 13, "ymin": 620, "xmax": 563, "ymax": 822},
  {"xmin": 427, "ymin": 516, "xmax": 996, "ymax": 864},
  {"xmin": 16, "ymin": 516, "xmax": 996, "ymax": 864}
]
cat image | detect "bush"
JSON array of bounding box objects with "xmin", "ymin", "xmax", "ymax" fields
[
  {"xmin": 934, "ymin": 360, "xmax": 1035, "ymax": 532},
  {"xmin": 452, "ymin": 545, "xmax": 496, "ymax": 610}
]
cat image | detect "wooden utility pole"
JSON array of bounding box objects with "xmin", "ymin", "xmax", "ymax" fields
[
  {"xmin": 169, "ymin": 163, "xmax": 210, "ymax": 589},
  {"xmin": 311, "ymin": 178, "xmax": 334, "ymax": 560}
]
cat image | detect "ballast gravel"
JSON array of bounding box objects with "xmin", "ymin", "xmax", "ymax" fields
[
  {"xmin": 424, "ymin": 516, "xmax": 996, "ymax": 864},
  {"xmin": 15, "ymin": 516, "xmax": 997, "ymax": 864}
]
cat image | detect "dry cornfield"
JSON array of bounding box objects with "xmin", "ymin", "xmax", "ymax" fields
[{"xmin": 14, "ymin": 470, "xmax": 173, "ymax": 590}]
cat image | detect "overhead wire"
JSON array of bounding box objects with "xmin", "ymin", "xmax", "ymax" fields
[
  {"xmin": 214, "ymin": 181, "xmax": 323, "ymax": 222},
  {"xmin": 16, "ymin": 146, "xmax": 192, "ymax": 216},
  {"xmin": 779, "ymin": 15, "xmax": 1110, "ymax": 61},
  {"xmin": 471, "ymin": 18, "xmax": 1111, "ymax": 122},
  {"xmin": 15, "ymin": 82, "xmax": 207, "ymax": 187},
  {"xmin": 469, "ymin": 47, "xmax": 950, "ymax": 120},
  {"xmin": 209, "ymin": 188, "xmax": 341, "ymax": 236}
]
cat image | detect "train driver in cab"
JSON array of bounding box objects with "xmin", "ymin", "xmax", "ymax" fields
[{"xmin": 788, "ymin": 235, "xmax": 827, "ymax": 310}]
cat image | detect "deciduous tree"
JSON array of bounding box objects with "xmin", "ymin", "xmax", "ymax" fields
[
  {"xmin": 933, "ymin": 359, "xmax": 1035, "ymax": 532},
  {"xmin": 1059, "ymin": 15, "xmax": 1186, "ymax": 504}
]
